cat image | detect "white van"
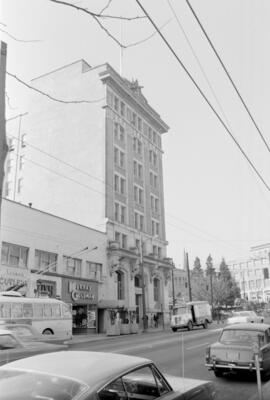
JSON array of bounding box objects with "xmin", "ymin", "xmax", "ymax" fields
[{"xmin": 171, "ymin": 301, "xmax": 212, "ymax": 332}]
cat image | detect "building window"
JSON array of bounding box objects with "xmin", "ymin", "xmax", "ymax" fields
[
  {"xmin": 156, "ymin": 222, "xmax": 160, "ymax": 236},
  {"xmin": 119, "ymin": 125, "xmax": 125, "ymax": 142},
  {"xmin": 107, "ymin": 90, "xmax": 114, "ymax": 107},
  {"xmin": 18, "ymin": 178, "xmax": 23, "ymax": 194},
  {"xmin": 138, "ymin": 164, "xmax": 143, "ymax": 179},
  {"xmin": 153, "ymin": 131, "xmax": 157, "ymax": 144},
  {"xmin": 35, "ymin": 250, "xmax": 57, "ymax": 272},
  {"xmin": 121, "ymin": 234, "xmax": 127, "ymax": 249},
  {"xmin": 114, "ymin": 175, "xmax": 119, "ymax": 192},
  {"xmin": 19, "ymin": 155, "xmax": 24, "ymax": 170},
  {"xmin": 134, "ymin": 275, "xmax": 141, "ymax": 288},
  {"xmin": 6, "ymin": 159, "xmax": 13, "ymax": 173},
  {"xmin": 115, "ymin": 203, "xmax": 119, "ymax": 222},
  {"xmin": 154, "ymin": 175, "xmax": 158, "ymax": 188},
  {"xmin": 120, "ymin": 101, "xmax": 125, "ymax": 117},
  {"xmin": 120, "ymin": 177, "xmax": 125, "ymax": 194},
  {"xmin": 86, "ymin": 262, "xmax": 102, "ymax": 280},
  {"xmin": 138, "ymin": 117, "xmax": 142, "ymax": 132},
  {"xmin": 134, "ymin": 212, "xmax": 139, "ymax": 230},
  {"xmin": 139, "ymin": 215, "xmax": 144, "ymax": 231},
  {"xmin": 63, "ymin": 256, "xmax": 82, "ymax": 277},
  {"xmin": 134, "ymin": 186, "xmax": 138, "ymax": 202},
  {"xmin": 149, "ymin": 150, "xmax": 152, "ymax": 163},
  {"xmin": 114, "ymin": 96, "xmax": 119, "ymax": 112},
  {"xmin": 116, "ymin": 270, "xmax": 125, "ymax": 300},
  {"xmin": 120, "ymin": 151, "xmax": 125, "ymax": 168},
  {"xmin": 154, "ymin": 198, "xmax": 159, "ymax": 213},
  {"xmin": 114, "ymin": 122, "xmax": 119, "ymax": 141},
  {"xmin": 138, "ymin": 188, "xmax": 143, "ymax": 205},
  {"xmin": 137, "ymin": 140, "xmax": 142, "ymax": 155},
  {"xmin": 4, "ymin": 181, "xmax": 12, "ymax": 197},
  {"xmin": 151, "ymin": 220, "xmax": 155, "ymax": 236},
  {"xmin": 132, "ymin": 112, "xmax": 137, "ymax": 126},
  {"xmin": 114, "ymin": 147, "xmax": 118, "ymax": 164},
  {"xmin": 1, "ymin": 242, "xmax": 28, "ymax": 268},
  {"xmin": 158, "ymin": 247, "xmax": 162, "ymax": 259},
  {"xmin": 148, "ymin": 127, "xmax": 152, "ymax": 141},
  {"xmin": 115, "ymin": 231, "xmax": 121, "ymax": 243},
  {"xmin": 120, "ymin": 205, "xmax": 126, "ymax": 224},
  {"xmin": 153, "ymin": 278, "xmax": 160, "ymax": 301}
]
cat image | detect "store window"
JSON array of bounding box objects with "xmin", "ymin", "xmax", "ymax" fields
[{"xmin": 86, "ymin": 262, "xmax": 102, "ymax": 280}]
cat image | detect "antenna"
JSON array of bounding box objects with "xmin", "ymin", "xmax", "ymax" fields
[{"xmin": 120, "ymin": 20, "xmax": 124, "ymax": 75}]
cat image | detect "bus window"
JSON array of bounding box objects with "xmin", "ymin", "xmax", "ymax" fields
[
  {"xmin": 0, "ymin": 303, "xmax": 11, "ymax": 318},
  {"xmin": 51, "ymin": 304, "xmax": 61, "ymax": 318},
  {"xmin": 33, "ymin": 303, "xmax": 43, "ymax": 318},
  {"xmin": 11, "ymin": 303, "xmax": 23, "ymax": 319},
  {"xmin": 23, "ymin": 303, "xmax": 33, "ymax": 318},
  {"xmin": 62, "ymin": 303, "xmax": 72, "ymax": 318},
  {"xmin": 43, "ymin": 304, "xmax": 52, "ymax": 318}
]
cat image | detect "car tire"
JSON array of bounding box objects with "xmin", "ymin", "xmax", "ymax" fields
[
  {"xmin": 42, "ymin": 328, "xmax": 53, "ymax": 335},
  {"xmin": 187, "ymin": 321, "xmax": 193, "ymax": 331},
  {"xmin": 172, "ymin": 328, "xmax": 177, "ymax": 332},
  {"xmin": 203, "ymin": 320, "xmax": 208, "ymax": 329},
  {"xmin": 214, "ymin": 369, "xmax": 224, "ymax": 378}
]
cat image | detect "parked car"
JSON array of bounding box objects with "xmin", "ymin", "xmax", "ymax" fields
[
  {"xmin": 0, "ymin": 351, "xmax": 217, "ymax": 399},
  {"xmin": 0, "ymin": 322, "xmax": 68, "ymax": 345},
  {"xmin": 227, "ymin": 311, "xmax": 264, "ymax": 325},
  {"xmin": 205, "ymin": 323, "xmax": 270, "ymax": 378},
  {"xmin": 0, "ymin": 328, "xmax": 67, "ymax": 366}
]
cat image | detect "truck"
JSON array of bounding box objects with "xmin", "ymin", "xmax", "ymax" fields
[{"xmin": 170, "ymin": 301, "xmax": 212, "ymax": 332}]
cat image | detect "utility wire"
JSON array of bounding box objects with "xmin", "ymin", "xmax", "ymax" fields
[
  {"xmin": 186, "ymin": 0, "xmax": 270, "ymax": 153},
  {"xmin": 135, "ymin": 0, "xmax": 270, "ymax": 193}
]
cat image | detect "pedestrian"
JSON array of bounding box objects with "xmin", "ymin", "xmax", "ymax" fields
[{"xmin": 153, "ymin": 314, "xmax": 158, "ymax": 328}]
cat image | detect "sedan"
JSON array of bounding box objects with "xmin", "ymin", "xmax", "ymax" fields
[
  {"xmin": 0, "ymin": 351, "xmax": 217, "ymax": 399},
  {"xmin": 205, "ymin": 323, "xmax": 270, "ymax": 378},
  {"xmin": 0, "ymin": 323, "xmax": 67, "ymax": 345},
  {"xmin": 0, "ymin": 328, "xmax": 67, "ymax": 366},
  {"xmin": 227, "ymin": 311, "xmax": 264, "ymax": 325}
]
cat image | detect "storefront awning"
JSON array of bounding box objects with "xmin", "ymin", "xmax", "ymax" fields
[{"xmin": 98, "ymin": 300, "xmax": 136, "ymax": 311}]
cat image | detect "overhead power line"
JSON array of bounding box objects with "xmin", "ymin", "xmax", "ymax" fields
[
  {"xmin": 135, "ymin": 0, "xmax": 270, "ymax": 193},
  {"xmin": 186, "ymin": 0, "xmax": 270, "ymax": 153}
]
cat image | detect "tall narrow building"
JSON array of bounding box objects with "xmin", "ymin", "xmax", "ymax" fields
[{"xmin": 4, "ymin": 60, "xmax": 173, "ymax": 328}]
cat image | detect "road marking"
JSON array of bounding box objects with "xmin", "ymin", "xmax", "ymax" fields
[{"xmin": 186, "ymin": 342, "xmax": 209, "ymax": 350}]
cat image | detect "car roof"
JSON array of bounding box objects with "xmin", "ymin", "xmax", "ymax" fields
[
  {"xmin": 1, "ymin": 351, "xmax": 152, "ymax": 389},
  {"xmin": 223, "ymin": 323, "xmax": 270, "ymax": 331}
]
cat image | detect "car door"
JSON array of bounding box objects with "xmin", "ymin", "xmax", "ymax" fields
[
  {"xmin": 0, "ymin": 333, "xmax": 27, "ymax": 366},
  {"xmin": 261, "ymin": 329, "xmax": 270, "ymax": 372}
]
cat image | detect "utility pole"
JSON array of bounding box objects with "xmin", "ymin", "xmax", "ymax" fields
[
  {"xmin": 0, "ymin": 41, "xmax": 8, "ymax": 222},
  {"xmin": 185, "ymin": 251, "xmax": 192, "ymax": 301},
  {"xmin": 140, "ymin": 234, "xmax": 147, "ymax": 332},
  {"xmin": 171, "ymin": 264, "xmax": 176, "ymax": 307}
]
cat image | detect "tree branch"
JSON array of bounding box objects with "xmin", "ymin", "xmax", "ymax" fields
[
  {"xmin": 99, "ymin": 0, "xmax": 113, "ymax": 15},
  {"xmin": 48, "ymin": 0, "xmax": 145, "ymax": 21},
  {"xmin": 0, "ymin": 27, "xmax": 42, "ymax": 43},
  {"xmin": 7, "ymin": 72, "xmax": 105, "ymax": 104}
]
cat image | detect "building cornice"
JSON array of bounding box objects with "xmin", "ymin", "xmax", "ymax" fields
[{"xmin": 99, "ymin": 64, "xmax": 169, "ymax": 134}]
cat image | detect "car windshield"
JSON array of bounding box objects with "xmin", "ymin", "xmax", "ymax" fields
[
  {"xmin": 220, "ymin": 329, "xmax": 265, "ymax": 345},
  {"xmin": 0, "ymin": 369, "xmax": 88, "ymax": 400},
  {"xmin": 232, "ymin": 311, "xmax": 255, "ymax": 317}
]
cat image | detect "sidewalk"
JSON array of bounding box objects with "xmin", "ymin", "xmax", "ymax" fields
[{"xmin": 68, "ymin": 322, "xmax": 221, "ymax": 345}]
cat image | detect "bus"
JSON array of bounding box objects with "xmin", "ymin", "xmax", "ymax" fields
[{"xmin": 0, "ymin": 292, "xmax": 72, "ymax": 340}]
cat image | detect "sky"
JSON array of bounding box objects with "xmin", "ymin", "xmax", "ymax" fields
[{"xmin": 1, "ymin": 0, "xmax": 270, "ymax": 269}]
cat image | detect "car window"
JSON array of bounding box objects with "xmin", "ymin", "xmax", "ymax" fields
[
  {"xmin": 99, "ymin": 365, "xmax": 169, "ymax": 400},
  {"xmin": 0, "ymin": 334, "xmax": 19, "ymax": 350},
  {"xmin": 0, "ymin": 369, "xmax": 88, "ymax": 399},
  {"xmin": 220, "ymin": 329, "xmax": 264, "ymax": 345},
  {"xmin": 8, "ymin": 326, "xmax": 34, "ymax": 338}
]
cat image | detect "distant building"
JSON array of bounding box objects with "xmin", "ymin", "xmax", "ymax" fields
[
  {"xmin": 228, "ymin": 245, "xmax": 270, "ymax": 302},
  {"xmin": 4, "ymin": 60, "xmax": 173, "ymax": 327}
]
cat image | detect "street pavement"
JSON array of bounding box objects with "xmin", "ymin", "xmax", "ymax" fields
[{"xmin": 67, "ymin": 322, "xmax": 265, "ymax": 400}]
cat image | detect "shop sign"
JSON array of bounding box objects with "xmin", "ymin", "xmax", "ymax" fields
[
  {"xmin": 0, "ymin": 266, "xmax": 30, "ymax": 292},
  {"xmin": 62, "ymin": 279, "xmax": 97, "ymax": 304}
]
